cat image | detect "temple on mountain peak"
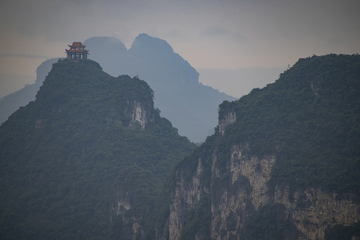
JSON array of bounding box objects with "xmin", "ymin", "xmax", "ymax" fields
[{"xmin": 66, "ymin": 42, "xmax": 89, "ymax": 62}]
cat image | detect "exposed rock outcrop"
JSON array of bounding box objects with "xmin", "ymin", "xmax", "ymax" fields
[
  {"xmin": 274, "ymin": 187, "xmax": 360, "ymax": 240},
  {"xmin": 126, "ymin": 100, "xmax": 152, "ymax": 129},
  {"xmin": 169, "ymin": 158, "xmax": 204, "ymax": 240},
  {"xmin": 166, "ymin": 143, "xmax": 360, "ymax": 240},
  {"xmin": 218, "ymin": 111, "xmax": 236, "ymax": 136}
]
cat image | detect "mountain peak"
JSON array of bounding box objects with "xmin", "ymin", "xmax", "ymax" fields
[{"xmin": 130, "ymin": 33, "xmax": 174, "ymax": 54}]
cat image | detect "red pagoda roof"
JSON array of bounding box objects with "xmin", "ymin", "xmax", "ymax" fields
[
  {"xmin": 66, "ymin": 41, "xmax": 88, "ymax": 53},
  {"xmin": 70, "ymin": 42, "xmax": 83, "ymax": 47}
]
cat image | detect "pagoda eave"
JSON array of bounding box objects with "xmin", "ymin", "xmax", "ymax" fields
[{"xmin": 65, "ymin": 50, "xmax": 89, "ymax": 53}]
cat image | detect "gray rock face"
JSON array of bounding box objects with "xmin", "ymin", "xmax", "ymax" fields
[
  {"xmin": 218, "ymin": 111, "xmax": 236, "ymax": 136},
  {"xmin": 126, "ymin": 100, "xmax": 153, "ymax": 129},
  {"xmin": 165, "ymin": 140, "xmax": 360, "ymax": 240}
]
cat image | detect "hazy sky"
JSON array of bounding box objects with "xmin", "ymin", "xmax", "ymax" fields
[{"xmin": 1, "ymin": 0, "xmax": 359, "ymax": 97}]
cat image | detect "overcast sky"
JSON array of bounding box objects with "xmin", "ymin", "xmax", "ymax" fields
[{"xmin": 1, "ymin": 0, "xmax": 359, "ymax": 97}]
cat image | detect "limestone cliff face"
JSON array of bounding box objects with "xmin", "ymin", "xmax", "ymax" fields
[
  {"xmin": 218, "ymin": 111, "xmax": 236, "ymax": 136},
  {"xmin": 165, "ymin": 116, "xmax": 360, "ymax": 240},
  {"xmin": 167, "ymin": 141, "xmax": 360, "ymax": 240},
  {"xmin": 210, "ymin": 143, "xmax": 360, "ymax": 240},
  {"xmin": 125, "ymin": 100, "xmax": 154, "ymax": 129},
  {"xmin": 273, "ymin": 187, "xmax": 360, "ymax": 240},
  {"xmin": 210, "ymin": 145, "xmax": 276, "ymax": 240},
  {"xmin": 169, "ymin": 157, "xmax": 204, "ymax": 240}
]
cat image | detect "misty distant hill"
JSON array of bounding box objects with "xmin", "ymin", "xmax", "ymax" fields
[{"xmin": 84, "ymin": 34, "xmax": 236, "ymax": 142}]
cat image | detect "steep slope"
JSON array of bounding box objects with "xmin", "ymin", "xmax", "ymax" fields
[
  {"xmin": 84, "ymin": 34, "xmax": 236, "ymax": 142},
  {"xmin": 0, "ymin": 59, "xmax": 195, "ymax": 240},
  {"xmin": 157, "ymin": 54, "xmax": 360, "ymax": 240}
]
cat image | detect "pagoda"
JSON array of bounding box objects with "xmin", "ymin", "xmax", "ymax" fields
[{"xmin": 65, "ymin": 42, "xmax": 89, "ymax": 61}]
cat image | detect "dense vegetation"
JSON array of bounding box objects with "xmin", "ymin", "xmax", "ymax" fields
[
  {"xmin": 0, "ymin": 59, "xmax": 195, "ymax": 239},
  {"xmin": 162, "ymin": 54, "xmax": 360, "ymax": 239}
]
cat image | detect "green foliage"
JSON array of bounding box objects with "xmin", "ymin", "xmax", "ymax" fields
[{"xmin": 0, "ymin": 60, "xmax": 195, "ymax": 239}]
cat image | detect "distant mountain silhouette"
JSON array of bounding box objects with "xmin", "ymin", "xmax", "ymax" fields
[
  {"xmin": 0, "ymin": 34, "xmax": 235, "ymax": 142},
  {"xmin": 84, "ymin": 34, "xmax": 236, "ymax": 142}
]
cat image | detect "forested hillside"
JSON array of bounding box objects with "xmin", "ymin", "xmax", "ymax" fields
[
  {"xmin": 0, "ymin": 59, "xmax": 195, "ymax": 239},
  {"xmin": 157, "ymin": 54, "xmax": 360, "ymax": 240}
]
